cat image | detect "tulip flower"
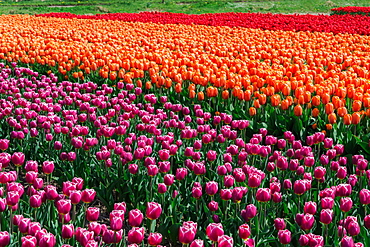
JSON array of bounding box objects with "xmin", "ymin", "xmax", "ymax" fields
[
  {"xmin": 127, "ymin": 227, "xmax": 145, "ymax": 244},
  {"xmin": 340, "ymin": 197, "xmax": 353, "ymax": 212},
  {"xmin": 320, "ymin": 209, "xmax": 333, "ymax": 225},
  {"xmin": 128, "ymin": 209, "xmax": 143, "ymax": 227},
  {"xmin": 359, "ymin": 189, "xmax": 370, "ymax": 205},
  {"xmin": 238, "ymin": 224, "xmax": 251, "ymax": 239},
  {"xmin": 56, "ymin": 199, "xmax": 72, "ymax": 215},
  {"xmin": 274, "ymin": 218, "xmax": 286, "ymax": 230},
  {"xmin": 278, "ymin": 229, "xmax": 291, "ymax": 244},
  {"xmin": 206, "ymin": 223, "xmax": 224, "ymax": 242},
  {"xmin": 341, "ymin": 236, "xmax": 354, "ymax": 247},
  {"xmin": 11, "ymin": 152, "xmax": 25, "ymax": 167},
  {"xmin": 241, "ymin": 204, "xmax": 257, "ymax": 221},
  {"xmin": 303, "ymin": 201, "xmax": 317, "ymax": 215},
  {"xmin": 190, "ymin": 239, "xmax": 204, "ymax": 247},
  {"xmin": 0, "ymin": 231, "xmax": 9, "ymax": 247},
  {"xmin": 39, "ymin": 233, "xmax": 56, "ymax": 247},
  {"xmin": 364, "ymin": 215, "xmax": 370, "ymax": 229},
  {"xmin": 148, "ymin": 233, "xmax": 162, "ymax": 246},
  {"xmin": 218, "ymin": 235, "xmax": 233, "ymax": 247},
  {"xmin": 205, "ymin": 181, "xmax": 218, "ymax": 196},
  {"xmin": 86, "ymin": 207, "xmax": 100, "ymax": 222},
  {"xmin": 146, "ymin": 202, "xmax": 162, "ymax": 220},
  {"xmin": 61, "ymin": 224, "xmax": 74, "ymax": 239},
  {"xmin": 256, "ymin": 188, "xmax": 271, "ymax": 202},
  {"xmin": 22, "ymin": 235, "xmax": 37, "ymax": 247},
  {"xmin": 81, "ymin": 189, "xmax": 96, "ymax": 203}
]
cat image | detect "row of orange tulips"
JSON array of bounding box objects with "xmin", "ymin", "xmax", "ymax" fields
[{"xmin": 0, "ymin": 15, "xmax": 369, "ymax": 130}]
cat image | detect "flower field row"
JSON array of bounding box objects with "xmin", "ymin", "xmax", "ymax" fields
[
  {"xmin": 35, "ymin": 11, "xmax": 370, "ymax": 35},
  {"xmin": 331, "ymin": 6, "xmax": 370, "ymax": 15},
  {"xmin": 0, "ymin": 62, "xmax": 369, "ymax": 247}
]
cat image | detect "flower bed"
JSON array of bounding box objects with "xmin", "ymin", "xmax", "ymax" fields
[
  {"xmin": 35, "ymin": 11, "xmax": 370, "ymax": 35},
  {"xmin": 332, "ymin": 6, "xmax": 370, "ymax": 16},
  {"xmin": 0, "ymin": 13, "xmax": 369, "ymax": 246}
]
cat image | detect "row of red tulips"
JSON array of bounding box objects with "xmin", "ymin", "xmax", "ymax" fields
[
  {"xmin": 35, "ymin": 11, "xmax": 370, "ymax": 35},
  {"xmin": 331, "ymin": 6, "xmax": 370, "ymax": 15}
]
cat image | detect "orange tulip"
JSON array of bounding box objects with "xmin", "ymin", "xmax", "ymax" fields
[
  {"xmin": 222, "ymin": 90, "xmax": 229, "ymax": 100},
  {"xmin": 352, "ymin": 112, "xmax": 361, "ymax": 125},
  {"xmin": 197, "ymin": 91, "xmax": 204, "ymax": 101},
  {"xmin": 328, "ymin": 113, "xmax": 337, "ymax": 124},
  {"xmin": 325, "ymin": 103, "xmax": 334, "ymax": 115},
  {"xmin": 312, "ymin": 108, "xmax": 320, "ymax": 118},
  {"xmin": 249, "ymin": 107, "xmax": 257, "ymax": 116},
  {"xmin": 343, "ymin": 114, "xmax": 352, "ymax": 125},
  {"xmin": 352, "ymin": 100, "xmax": 362, "ymax": 112},
  {"xmin": 294, "ymin": 105, "xmax": 303, "ymax": 117}
]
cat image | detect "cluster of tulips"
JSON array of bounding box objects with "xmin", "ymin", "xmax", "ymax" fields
[
  {"xmin": 331, "ymin": 6, "xmax": 370, "ymax": 15},
  {"xmin": 0, "ymin": 15, "xmax": 369, "ymax": 145},
  {"xmin": 35, "ymin": 11, "xmax": 370, "ymax": 35},
  {"xmin": 0, "ymin": 62, "xmax": 369, "ymax": 247}
]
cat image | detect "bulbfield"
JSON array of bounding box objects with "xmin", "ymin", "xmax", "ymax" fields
[{"xmin": 0, "ymin": 10, "xmax": 369, "ymax": 247}]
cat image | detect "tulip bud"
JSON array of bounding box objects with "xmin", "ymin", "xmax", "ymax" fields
[
  {"xmin": 146, "ymin": 202, "xmax": 162, "ymax": 220},
  {"xmin": 206, "ymin": 223, "xmax": 224, "ymax": 242},
  {"xmin": 62, "ymin": 224, "xmax": 74, "ymax": 239},
  {"xmin": 278, "ymin": 229, "xmax": 291, "ymax": 245},
  {"xmin": 320, "ymin": 209, "xmax": 333, "ymax": 225},
  {"xmin": 127, "ymin": 227, "xmax": 145, "ymax": 244},
  {"xmin": 238, "ymin": 224, "xmax": 251, "ymax": 239},
  {"xmin": 218, "ymin": 235, "xmax": 233, "ymax": 247},
  {"xmin": 148, "ymin": 233, "xmax": 162, "ymax": 246},
  {"xmin": 86, "ymin": 207, "xmax": 100, "ymax": 222}
]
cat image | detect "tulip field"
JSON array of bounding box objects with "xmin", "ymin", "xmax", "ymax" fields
[{"xmin": 1, "ymin": 9, "xmax": 370, "ymax": 247}]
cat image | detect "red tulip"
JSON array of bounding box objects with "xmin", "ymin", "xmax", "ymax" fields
[
  {"xmin": 146, "ymin": 202, "xmax": 162, "ymax": 220},
  {"xmin": 278, "ymin": 229, "xmax": 291, "ymax": 244},
  {"xmin": 148, "ymin": 233, "xmax": 162, "ymax": 246},
  {"xmin": 86, "ymin": 207, "xmax": 100, "ymax": 222},
  {"xmin": 206, "ymin": 223, "xmax": 224, "ymax": 242},
  {"xmin": 22, "ymin": 235, "xmax": 37, "ymax": 247},
  {"xmin": 205, "ymin": 181, "xmax": 218, "ymax": 196},
  {"xmin": 110, "ymin": 216, "xmax": 123, "ymax": 231},
  {"xmin": 61, "ymin": 224, "xmax": 74, "ymax": 239},
  {"xmin": 0, "ymin": 231, "xmax": 10, "ymax": 247},
  {"xmin": 56, "ymin": 199, "xmax": 71, "ymax": 215},
  {"xmin": 11, "ymin": 152, "xmax": 25, "ymax": 166},
  {"xmin": 81, "ymin": 189, "xmax": 96, "ymax": 203},
  {"xmin": 340, "ymin": 197, "xmax": 353, "ymax": 212},
  {"xmin": 208, "ymin": 201, "xmax": 218, "ymax": 212},
  {"xmin": 300, "ymin": 214, "xmax": 314, "ymax": 231},
  {"xmin": 178, "ymin": 226, "xmax": 196, "ymax": 244},
  {"xmin": 128, "ymin": 209, "xmax": 143, "ymax": 227},
  {"xmin": 238, "ymin": 224, "xmax": 251, "ymax": 239},
  {"xmin": 29, "ymin": 195, "xmax": 42, "ymax": 208},
  {"xmin": 190, "ymin": 239, "xmax": 204, "ymax": 247},
  {"xmin": 42, "ymin": 161, "xmax": 54, "ymax": 174},
  {"xmin": 303, "ymin": 201, "xmax": 317, "ymax": 215},
  {"xmin": 359, "ymin": 189, "xmax": 370, "ymax": 205},
  {"xmin": 0, "ymin": 140, "xmax": 9, "ymax": 151},
  {"xmin": 274, "ymin": 218, "xmax": 286, "ymax": 230},
  {"xmin": 256, "ymin": 188, "xmax": 271, "ymax": 202},
  {"xmin": 218, "ymin": 235, "xmax": 233, "ymax": 247},
  {"xmin": 364, "ymin": 215, "xmax": 370, "ymax": 229},
  {"xmin": 241, "ymin": 204, "xmax": 257, "ymax": 221},
  {"xmin": 341, "ymin": 236, "xmax": 354, "ymax": 247},
  {"xmin": 320, "ymin": 209, "xmax": 333, "ymax": 225},
  {"xmin": 127, "ymin": 227, "xmax": 145, "ymax": 244},
  {"xmin": 39, "ymin": 233, "xmax": 56, "ymax": 247}
]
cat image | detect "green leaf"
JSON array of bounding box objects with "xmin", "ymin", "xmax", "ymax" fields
[{"xmin": 168, "ymin": 223, "xmax": 181, "ymax": 243}]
